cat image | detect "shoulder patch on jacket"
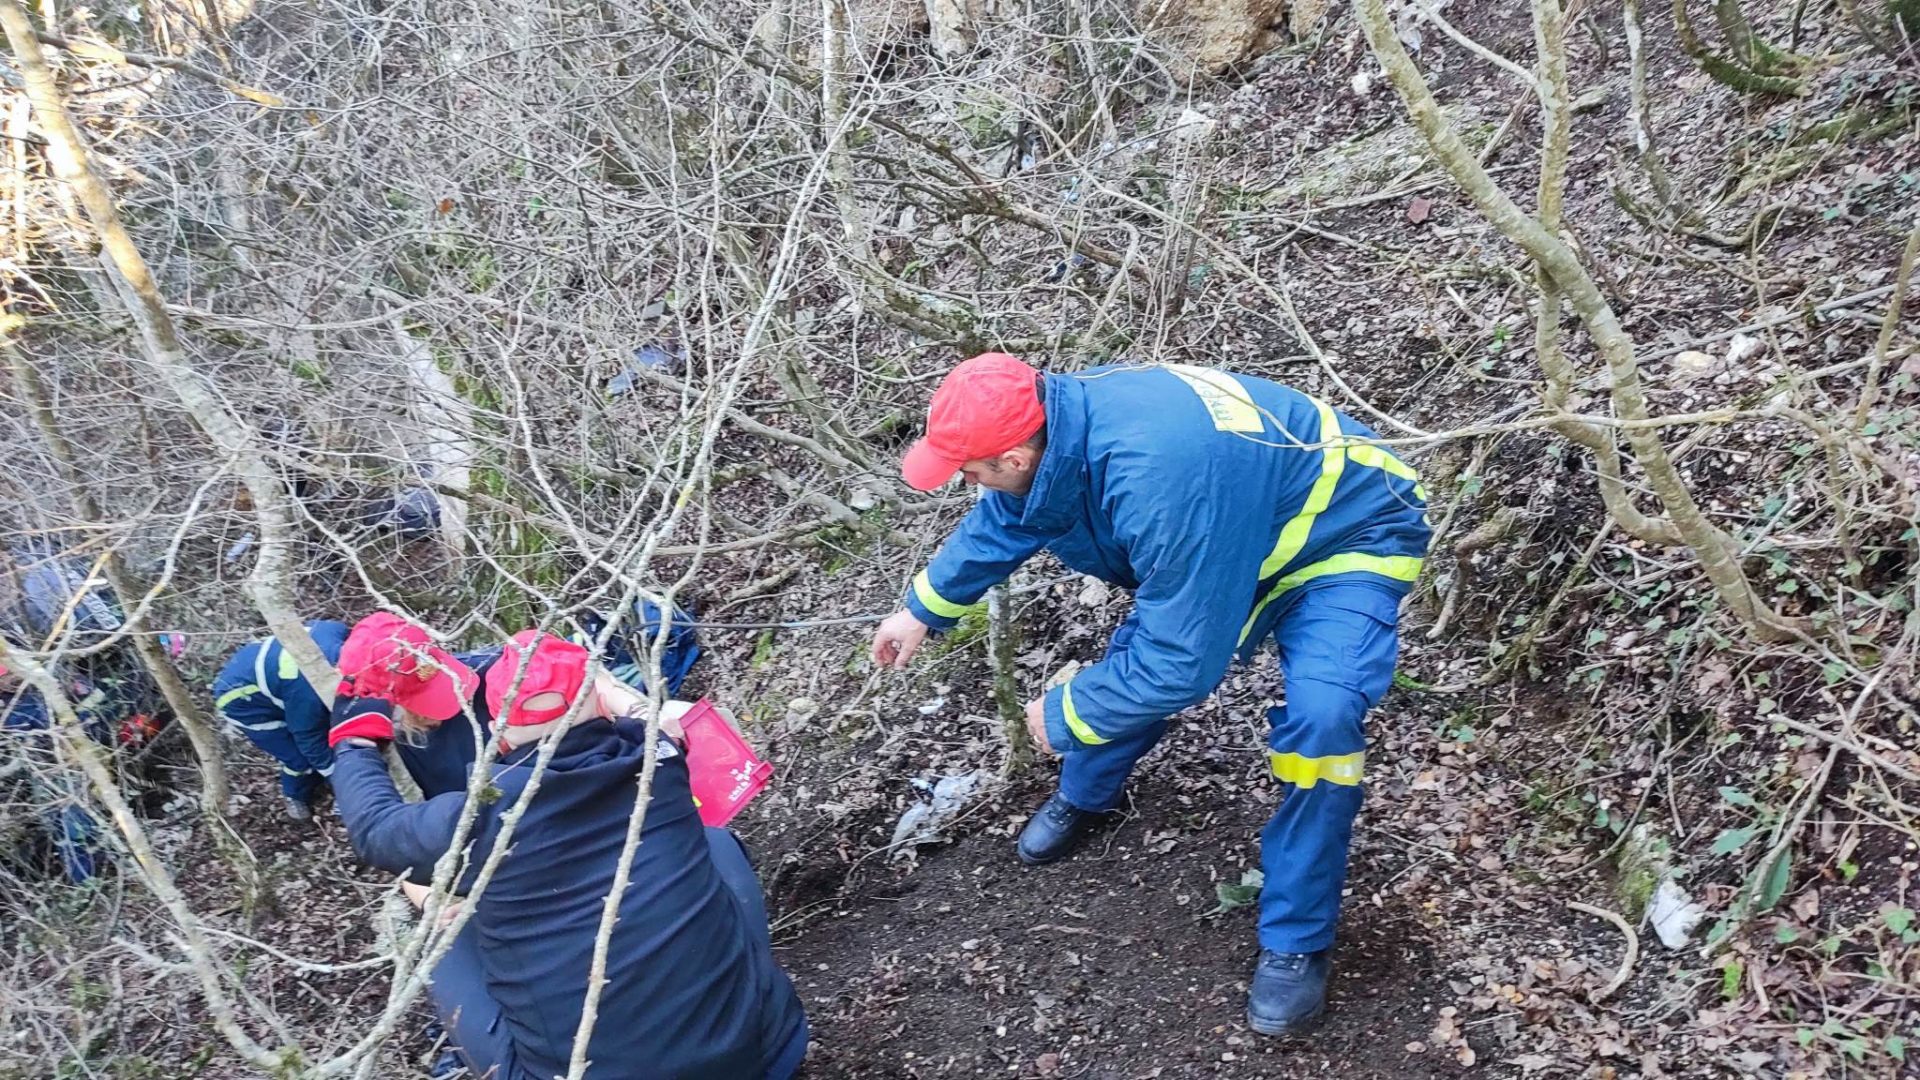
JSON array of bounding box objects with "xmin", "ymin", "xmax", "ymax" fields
[{"xmin": 1163, "ymin": 365, "xmax": 1263, "ymax": 433}]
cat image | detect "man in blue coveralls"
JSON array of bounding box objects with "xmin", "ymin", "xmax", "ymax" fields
[
  {"xmin": 212, "ymin": 620, "xmax": 353, "ymax": 821},
  {"xmin": 869, "ymin": 353, "xmax": 1430, "ymax": 1035}
]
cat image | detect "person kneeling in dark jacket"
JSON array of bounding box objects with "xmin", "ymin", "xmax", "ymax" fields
[{"xmin": 326, "ymin": 625, "xmax": 808, "ymax": 1080}]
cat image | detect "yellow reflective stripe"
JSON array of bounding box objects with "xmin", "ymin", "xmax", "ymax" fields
[
  {"xmin": 276, "ymin": 647, "xmax": 300, "ymax": 680},
  {"xmin": 1240, "ymin": 552, "xmax": 1424, "ymax": 645},
  {"xmin": 1268, "ymin": 751, "xmax": 1365, "ymax": 788},
  {"xmin": 1344, "ymin": 443, "xmax": 1417, "ymax": 482},
  {"xmin": 215, "ymin": 684, "xmax": 261, "ymax": 711},
  {"xmin": 1269, "ymin": 552, "xmax": 1424, "ymax": 596},
  {"xmin": 1257, "ymin": 397, "xmax": 1346, "ymax": 580},
  {"xmin": 1164, "ymin": 365, "xmax": 1263, "ymax": 433},
  {"xmin": 1060, "ymin": 682, "xmax": 1109, "ymax": 746},
  {"xmin": 912, "ymin": 570, "xmax": 972, "ymax": 621},
  {"xmin": 1237, "ymin": 398, "xmax": 1348, "ymax": 645}
]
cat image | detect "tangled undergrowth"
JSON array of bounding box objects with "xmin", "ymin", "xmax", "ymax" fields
[{"xmin": 0, "ymin": 0, "xmax": 1917, "ymax": 1076}]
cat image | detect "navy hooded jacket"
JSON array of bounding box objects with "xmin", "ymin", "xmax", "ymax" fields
[
  {"xmin": 330, "ymin": 716, "xmax": 805, "ymax": 1080},
  {"xmin": 903, "ymin": 365, "xmax": 1431, "ymax": 754}
]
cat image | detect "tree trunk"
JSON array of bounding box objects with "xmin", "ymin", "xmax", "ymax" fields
[
  {"xmin": 1355, "ymin": 0, "xmax": 1806, "ymax": 643},
  {"xmin": 987, "ymin": 579, "xmax": 1032, "ymax": 775}
]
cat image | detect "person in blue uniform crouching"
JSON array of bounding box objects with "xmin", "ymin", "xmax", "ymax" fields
[{"xmin": 869, "ymin": 353, "xmax": 1431, "ymax": 1036}]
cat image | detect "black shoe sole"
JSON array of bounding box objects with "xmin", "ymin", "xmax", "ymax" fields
[
  {"xmin": 1247, "ymin": 1002, "xmax": 1326, "ymax": 1038},
  {"xmin": 1016, "ymin": 844, "xmax": 1072, "ymax": 867}
]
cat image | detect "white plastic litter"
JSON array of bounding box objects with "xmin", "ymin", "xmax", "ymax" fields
[
  {"xmin": 1669, "ymin": 350, "xmax": 1719, "ymax": 382},
  {"xmin": 890, "ymin": 770, "xmax": 990, "ymax": 851},
  {"xmin": 1646, "ymin": 878, "xmax": 1709, "ymax": 950},
  {"xmin": 1170, "ymin": 108, "xmax": 1216, "ymax": 148}
]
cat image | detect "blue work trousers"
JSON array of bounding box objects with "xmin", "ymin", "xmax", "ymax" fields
[
  {"xmin": 232, "ymin": 720, "xmax": 328, "ymax": 804},
  {"xmin": 213, "ymin": 682, "xmax": 331, "ymax": 805},
  {"xmin": 1057, "ymin": 578, "xmax": 1404, "ymax": 954},
  {"xmin": 429, "ymin": 828, "xmax": 808, "ymax": 1080}
]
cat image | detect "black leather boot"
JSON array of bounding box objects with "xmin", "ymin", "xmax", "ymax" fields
[
  {"xmin": 1015, "ymin": 792, "xmax": 1106, "ymax": 866},
  {"xmin": 1247, "ymin": 948, "xmax": 1331, "ymax": 1036}
]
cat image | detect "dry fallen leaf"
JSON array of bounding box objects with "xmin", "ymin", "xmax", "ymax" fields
[{"xmin": 1407, "ymin": 196, "xmax": 1433, "ymax": 224}]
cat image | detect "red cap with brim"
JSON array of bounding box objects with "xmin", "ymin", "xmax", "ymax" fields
[
  {"xmin": 901, "ymin": 439, "xmax": 965, "ymax": 492},
  {"xmin": 336, "ymin": 612, "xmax": 478, "ymax": 723},
  {"xmin": 485, "ymin": 630, "xmax": 591, "ymax": 727},
  {"xmin": 901, "ymin": 353, "xmax": 1044, "ymax": 492}
]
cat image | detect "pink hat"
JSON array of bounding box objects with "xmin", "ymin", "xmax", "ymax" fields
[{"xmin": 336, "ymin": 612, "xmax": 477, "ymax": 722}]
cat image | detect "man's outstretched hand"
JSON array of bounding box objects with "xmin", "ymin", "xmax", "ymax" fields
[{"xmin": 871, "ymin": 610, "xmax": 932, "ymax": 669}]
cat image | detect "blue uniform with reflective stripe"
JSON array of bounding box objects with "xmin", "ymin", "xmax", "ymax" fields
[
  {"xmin": 4, "ymin": 679, "xmax": 119, "ymax": 882},
  {"xmin": 903, "ymin": 364, "xmax": 1430, "ymax": 953},
  {"xmin": 212, "ymin": 621, "xmax": 350, "ymax": 804}
]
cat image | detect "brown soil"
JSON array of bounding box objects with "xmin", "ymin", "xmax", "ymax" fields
[{"xmin": 778, "ymin": 762, "xmax": 1481, "ymax": 1080}]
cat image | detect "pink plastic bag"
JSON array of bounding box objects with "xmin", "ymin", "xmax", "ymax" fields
[{"xmin": 679, "ymin": 699, "xmax": 773, "ymax": 826}]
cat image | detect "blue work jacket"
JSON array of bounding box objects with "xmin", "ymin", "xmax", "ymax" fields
[
  {"xmin": 903, "ymin": 365, "xmax": 1432, "ymax": 754},
  {"xmin": 212, "ymin": 621, "xmax": 351, "ymax": 784},
  {"xmin": 331, "ymin": 714, "xmax": 805, "ymax": 1080}
]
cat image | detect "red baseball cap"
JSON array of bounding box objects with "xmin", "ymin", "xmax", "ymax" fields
[
  {"xmin": 485, "ymin": 630, "xmax": 591, "ymax": 727},
  {"xmin": 901, "ymin": 353, "xmax": 1045, "ymax": 491},
  {"xmin": 336, "ymin": 612, "xmax": 477, "ymax": 722}
]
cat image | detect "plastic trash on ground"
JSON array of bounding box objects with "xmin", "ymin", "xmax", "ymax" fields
[
  {"xmin": 1646, "ymin": 878, "xmax": 1709, "ymax": 950},
  {"xmin": 606, "ymin": 343, "xmax": 687, "ymax": 395},
  {"xmin": 890, "ymin": 769, "xmax": 991, "ymax": 852}
]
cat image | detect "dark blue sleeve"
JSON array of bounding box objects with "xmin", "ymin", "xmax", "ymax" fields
[
  {"xmin": 331, "ymin": 737, "xmax": 470, "ymax": 885},
  {"xmin": 2, "ymin": 688, "xmax": 51, "ymax": 732}
]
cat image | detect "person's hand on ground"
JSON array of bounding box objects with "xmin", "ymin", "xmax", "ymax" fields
[
  {"xmin": 1025, "ymin": 697, "xmax": 1055, "ymax": 755},
  {"xmin": 871, "ymin": 610, "xmax": 932, "ymax": 669},
  {"xmin": 591, "ymin": 671, "xmax": 645, "ymax": 719}
]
